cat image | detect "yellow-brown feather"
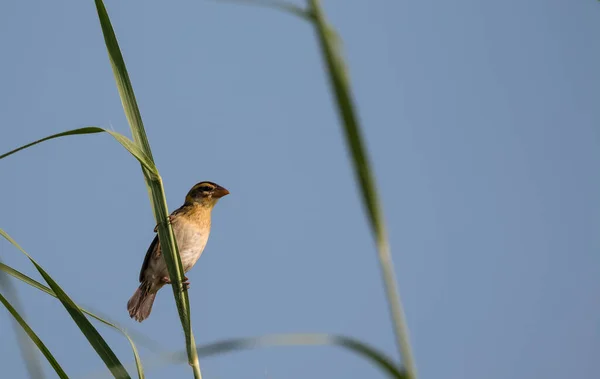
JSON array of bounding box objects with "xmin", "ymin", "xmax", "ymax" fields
[{"xmin": 175, "ymin": 203, "xmax": 213, "ymax": 229}]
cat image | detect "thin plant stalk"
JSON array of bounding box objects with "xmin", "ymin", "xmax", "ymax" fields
[
  {"xmin": 84, "ymin": 333, "xmax": 408, "ymax": 379},
  {"xmin": 0, "ymin": 260, "xmax": 46, "ymax": 379},
  {"xmin": 307, "ymin": 0, "xmax": 417, "ymax": 377},
  {"xmin": 0, "ymin": 261, "xmax": 149, "ymax": 378},
  {"xmin": 214, "ymin": 0, "xmax": 417, "ymax": 375},
  {"xmin": 0, "ymin": 229, "xmax": 132, "ymax": 379},
  {"xmin": 93, "ymin": 0, "xmax": 202, "ymax": 377},
  {"xmin": 0, "ymin": 291, "xmax": 68, "ymax": 378}
]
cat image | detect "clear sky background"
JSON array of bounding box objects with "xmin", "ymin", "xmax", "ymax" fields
[{"xmin": 0, "ymin": 0, "xmax": 599, "ymax": 378}]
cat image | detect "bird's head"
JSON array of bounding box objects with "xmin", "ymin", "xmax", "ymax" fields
[{"xmin": 184, "ymin": 181, "xmax": 229, "ymax": 208}]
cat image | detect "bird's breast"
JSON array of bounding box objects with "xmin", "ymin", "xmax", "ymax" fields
[{"xmin": 174, "ymin": 223, "xmax": 210, "ymax": 272}]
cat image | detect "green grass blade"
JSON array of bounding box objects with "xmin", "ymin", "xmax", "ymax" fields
[
  {"xmin": 0, "ymin": 260, "xmax": 46, "ymax": 379},
  {"xmin": 93, "ymin": 0, "xmax": 201, "ymax": 377},
  {"xmin": 0, "ymin": 263, "xmax": 146, "ymax": 379},
  {"xmin": 0, "ymin": 127, "xmax": 157, "ymax": 179},
  {"xmin": 86, "ymin": 334, "xmax": 408, "ymax": 379},
  {"xmin": 145, "ymin": 177, "xmax": 193, "ymax": 331},
  {"xmin": 213, "ymin": 1, "xmax": 416, "ymax": 375},
  {"xmin": 307, "ymin": 1, "xmax": 417, "ymax": 377},
  {"xmin": 93, "ymin": 2, "xmax": 153, "ymax": 158},
  {"xmin": 192, "ymin": 334, "xmax": 408, "ymax": 379},
  {"xmin": 0, "ymin": 291, "xmax": 69, "ymax": 378},
  {"xmin": 0, "ymin": 229, "xmax": 132, "ymax": 379},
  {"xmin": 214, "ymin": 0, "xmax": 313, "ymax": 21}
]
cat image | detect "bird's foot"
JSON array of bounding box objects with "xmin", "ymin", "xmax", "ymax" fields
[
  {"xmin": 160, "ymin": 275, "xmax": 190, "ymax": 291},
  {"xmin": 154, "ymin": 215, "xmax": 174, "ymax": 232}
]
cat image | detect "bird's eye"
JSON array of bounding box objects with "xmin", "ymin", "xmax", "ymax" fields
[{"xmin": 199, "ymin": 186, "xmax": 212, "ymax": 192}]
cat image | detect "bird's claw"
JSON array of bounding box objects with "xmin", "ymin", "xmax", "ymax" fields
[
  {"xmin": 154, "ymin": 215, "xmax": 174, "ymax": 232},
  {"xmin": 160, "ymin": 275, "xmax": 190, "ymax": 291},
  {"xmin": 181, "ymin": 281, "xmax": 190, "ymax": 292}
]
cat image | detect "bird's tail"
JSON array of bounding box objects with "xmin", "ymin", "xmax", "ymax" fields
[{"xmin": 127, "ymin": 281, "xmax": 156, "ymax": 322}]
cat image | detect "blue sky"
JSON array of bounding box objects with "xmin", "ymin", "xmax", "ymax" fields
[{"xmin": 1, "ymin": 0, "xmax": 599, "ymax": 378}]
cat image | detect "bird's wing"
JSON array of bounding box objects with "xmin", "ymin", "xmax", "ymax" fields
[
  {"xmin": 140, "ymin": 205, "xmax": 187, "ymax": 282},
  {"xmin": 139, "ymin": 234, "xmax": 160, "ymax": 282}
]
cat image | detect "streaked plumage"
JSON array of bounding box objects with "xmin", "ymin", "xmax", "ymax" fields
[{"xmin": 127, "ymin": 181, "xmax": 229, "ymax": 322}]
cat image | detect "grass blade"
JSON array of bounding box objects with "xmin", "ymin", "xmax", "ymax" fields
[
  {"xmin": 0, "ymin": 262, "xmax": 147, "ymax": 379},
  {"xmin": 85, "ymin": 333, "xmax": 408, "ymax": 379},
  {"xmin": 194, "ymin": 334, "xmax": 408, "ymax": 379},
  {"xmin": 307, "ymin": 1, "xmax": 417, "ymax": 377},
  {"xmin": 93, "ymin": 0, "xmax": 201, "ymax": 377},
  {"xmin": 0, "ymin": 259, "xmax": 46, "ymax": 379},
  {"xmin": 0, "ymin": 228, "xmax": 131, "ymax": 379},
  {"xmin": 214, "ymin": 0, "xmax": 312, "ymax": 21},
  {"xmin": 213, "ymin": 1, "xmax": 416, "ymax": 375},
  {"xmin": 0, "ymin": 127, "xmax": 157, "ymax": 179},
  {"xmin": 0, "ymin": 291, "xmax": 69, "ymax": 378},
  {"xmin": 93, "ymin": 3, "xmax": 153, "ymax": 158}
]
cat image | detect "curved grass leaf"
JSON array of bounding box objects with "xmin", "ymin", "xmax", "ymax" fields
[
  {"xmin": 307, "ymin": 1, "xmax": 417, "ymax": 377},
  {"xmin": 214, "ymin": 0, "xmax": 313, "ymax": 21},
  {"xmin": 0, "ymin": 291, "xmax": 69, "ymax": 378},
  {"xmin": 93, "ymin": 2, "xmax": 153, "ymax": 158},
  {"xmin": 93, "ymin": 1, "xmax": 201, "ymax": 377},
  {"xmin": 0, "ymin": 260, "xmax": 46, "ymax": 379},
  {"xmin": 0, "ymin": 228, "xmax": 131, "ymax": 379},
  {"xmin": 216, "ymin": 0, "xmax": 417, "ymax": 376},
  {"xmin": 0, "ymin": 127, "xmax": 157, "ymax": 180},
  {"xmin": 194, "ymin": 334, "xmax": 407, "ymax": 379},
  {"xmin": 0, "ymin": 262, "xmax": 147, "ymax": 379},
  {"xmin": 86, "ymin": 333, "xmax": 407, "ymax": 379}
]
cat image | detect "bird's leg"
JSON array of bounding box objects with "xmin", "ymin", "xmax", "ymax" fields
[
  {"xmin": 154, "ymin": 215, "xmax": 174, "ymax": 233},
  {"xmin": 160, "ymin": 275, "xmax": 190, "ymax": 291}
]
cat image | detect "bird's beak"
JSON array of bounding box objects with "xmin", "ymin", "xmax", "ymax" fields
[{"xmin": 213, "ymin": 185, "xmax": 230, "ymax": 198}]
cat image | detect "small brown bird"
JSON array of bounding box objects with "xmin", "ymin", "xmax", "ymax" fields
[{"xmin": 127, "ymin": 181, "xmax": 229, "ymax": 322}]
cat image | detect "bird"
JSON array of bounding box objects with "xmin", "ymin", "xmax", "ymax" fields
[{"xmin": 127, "ymin": 181, "xmax": 229, "ymax": 322}]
